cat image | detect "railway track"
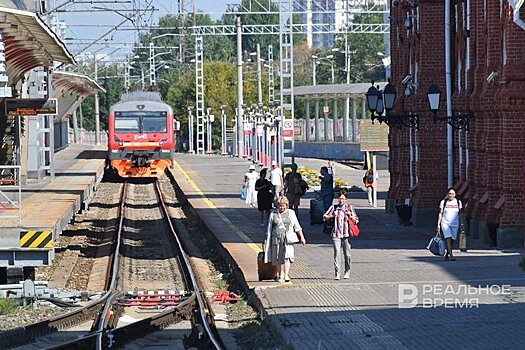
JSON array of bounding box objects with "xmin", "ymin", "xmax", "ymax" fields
[{"xmin": 2, "ymin": 179, "xmax": 224, "ymax": 350}]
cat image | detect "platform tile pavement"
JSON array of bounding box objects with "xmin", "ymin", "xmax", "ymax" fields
[{"xmin": 171, "ymin": 154, "xmax": 525, "ymax": 350}]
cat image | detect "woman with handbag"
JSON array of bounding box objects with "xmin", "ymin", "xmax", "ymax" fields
[
  {"xmin": 323, "ymin": 190, "xmax": 359, "ymax": 280},
  {"xmin": 436, "ymin": 187, "xmax": 463, "ymax": 261},
  {"xmin": 264, "ymin": 196, "xmax": 306, "ymax": 282}
]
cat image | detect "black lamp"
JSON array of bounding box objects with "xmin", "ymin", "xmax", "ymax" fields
[
  {"xmin": 426, "ymin": 82, "xmax": 469, "ymax": 130},
  {"xmin": 365, "ymin": 80, "xmax": 419, "ymax": 130}
]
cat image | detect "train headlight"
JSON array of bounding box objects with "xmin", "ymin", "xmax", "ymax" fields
[{"xmin": 159, "ymin": 137, "xmax": 168, "ymax": 145}]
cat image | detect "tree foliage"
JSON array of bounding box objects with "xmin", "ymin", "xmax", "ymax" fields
[{"xmin": 74, "ymin": 1, "xmax": 385, "ymax": 146}]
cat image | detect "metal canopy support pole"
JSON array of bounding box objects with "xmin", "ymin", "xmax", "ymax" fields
[
  {"xmin": 314, "ymin": 100, "xmax": 319, "ymax": 141},
  {"xmin": 323, "ymin": 100, "xmax": 329, "ymax": 141},
  {"xmin": 342, "ymin": 98, "xmax": 347, "ymax": 142},
  {"xmin": 332, "ymin": 99, "xmax": 337, "ymax": 142},
  {"xmin": 195, "ymin": 36, "xmax": 205, "ymax": 154},
  {"xmin": 352, "ymin": 98, "xmax": 358, "ymax": 142},
  {"xmin": 305, "ymin": 100, "xmax": 310, "ymax": 142},
  {"xmin": 344, "ymin": 0, "xmax": 350, "ymax": 143},
  {"xmin": 72, "ymin": 110, "xmax": 79, "ymax": 144}
]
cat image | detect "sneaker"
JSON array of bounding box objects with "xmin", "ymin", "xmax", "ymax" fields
[
  {"xmin": 343, "ymin": 271, "xmax": 350, "ymax": 279},
  {"xmin": 335, "ymin": 273, "xmax": 340, "ymax": 280},
  {"xmin": 274, "ymin": 276, "xmax": 281, "ymax": 282}
]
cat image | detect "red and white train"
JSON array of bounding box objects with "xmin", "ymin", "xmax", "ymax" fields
[{"xmin": 107, "ymin": 91, "xmax": 178, "ymax": 178}]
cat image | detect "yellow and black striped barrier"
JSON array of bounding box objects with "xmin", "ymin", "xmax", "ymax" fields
[{"xmin": 19, "ymin": 230, "xmax": 53, "ymax": 249}]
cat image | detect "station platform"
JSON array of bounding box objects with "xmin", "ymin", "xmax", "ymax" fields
[
  {"xmin": 0, "ymin": 144, "xmax": 106, "ymax": 270},
  {"xmin": 170, "ymin": 154, "xmax": 525, "ymax": 350}
]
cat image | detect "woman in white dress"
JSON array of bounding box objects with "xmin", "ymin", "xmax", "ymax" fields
[
  {"xmin": 436, "ymin": 187, "xmax": 463, "ymax": 261},
  {"xmin": 243, "ymin": 164, "xmax": 258, "ymax": 207}
]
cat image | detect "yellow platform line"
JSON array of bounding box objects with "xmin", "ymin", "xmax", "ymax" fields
[{"xmin": 173, "ymin": 160, "xmax": 261, "ymax": 253}]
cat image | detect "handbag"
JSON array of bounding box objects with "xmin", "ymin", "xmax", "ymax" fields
[
  {"xmin": 427, "ymin": 237, "xmax": 441, "ymax": 256},
  {"xmin": 427, "ymin": 231, "xmax": 446, "ymax": 256},
  {"xmin": 285, "ymin": 226, "xmax": 299, "ymax": 244},
  {"xmin": 240, "ymin": 187, "xmax": 247, "ymax": 201},
  {"xmin": 349, "ymin": 219, "xmax": 360, "ymax": 237}
]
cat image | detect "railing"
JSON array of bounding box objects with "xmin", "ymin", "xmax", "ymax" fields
[{"xmin": 0, "ymin": 165, "xmax": 21, "ymax": 226}]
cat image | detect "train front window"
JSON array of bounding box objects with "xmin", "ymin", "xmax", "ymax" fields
[
  {"xmin": 114, "ymin": 111, "xmax": 167, "ymax": 133},
  {"xmin": 142, "ymin": 117, "xmax": 167, "ymax": 133},
  {"xmin": 115, "ymin": 117, "xmax": 139, "ymax": 132}
]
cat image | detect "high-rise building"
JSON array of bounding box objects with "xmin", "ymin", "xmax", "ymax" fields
[{"xmin": 294, "ymin": 0, "xmax": 348, "ymax": 49}]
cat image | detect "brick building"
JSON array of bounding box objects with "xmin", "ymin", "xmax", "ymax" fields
[{"xmin": 387, "ymin": 0, "xmax": 525, "ymax": 248}]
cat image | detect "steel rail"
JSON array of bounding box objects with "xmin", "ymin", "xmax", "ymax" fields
[
  {"xmin": 0, "ymin": 183, "xmax": 127, "ymax": 350},
  {"xmin": 154, "ymin": 180, "xmax": 225, "ymax": 350}
]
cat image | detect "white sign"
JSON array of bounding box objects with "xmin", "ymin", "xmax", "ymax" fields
[
  {"xmin": 282, "ymin": 119, "xmax": 293, "ymax": 137},
  {"xmin": 323, "ymin": 106, "xmax": 330, "ymax": 115}
]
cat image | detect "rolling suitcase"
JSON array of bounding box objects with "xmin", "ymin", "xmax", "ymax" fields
[
  {"xmin": 310, "ymin": 199, "xmax": 324, "ymax": 225},
  {"xmin": 257, "ymin": 244, "xmax": 279, "ymax": 281}
]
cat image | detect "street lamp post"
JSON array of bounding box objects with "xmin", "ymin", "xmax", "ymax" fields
[
  {"xmin": 206, "ymin": 108, "xmax": 214, "ymax": 154},
  {"xmin": 220, "ymin": 105, "xmax": 227, "ymax": 155},
  {"xmin": 311, "ymin": 55, "xmax": 319, "ymax": 142}
]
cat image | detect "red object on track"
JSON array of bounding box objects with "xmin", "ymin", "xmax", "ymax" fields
[{"xmin": 210, "ymin": 291, "xmax": 241, "ymax": 304}]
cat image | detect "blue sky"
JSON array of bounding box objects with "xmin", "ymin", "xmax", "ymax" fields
[{"xmin": 58, "ymin": 0, "xmax": 235, "ymax": 61}]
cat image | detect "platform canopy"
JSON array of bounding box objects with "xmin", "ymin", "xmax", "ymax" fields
[
  {"xmin": 294, "ymin": 82, "xmax": 388, "ymax": 100},
  {"xmin": 0, "ymin": 6, "xmax": 74, "ymax": 85},
  {"xmin": 51, "ymin": 71, "xmax": 105, "ymax": 122}
]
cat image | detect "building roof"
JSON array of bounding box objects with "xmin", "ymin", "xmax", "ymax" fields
[
  {"xmin": 294, "ymin": 82, "xmax": 388, "ymax": 99},
  {"xmin": 0, "ymin": 6, "xmax": 75, "ymax": 85},
  {"xmin": 51, "ymin": 71, "xmax": 105, "ymax": 122}
]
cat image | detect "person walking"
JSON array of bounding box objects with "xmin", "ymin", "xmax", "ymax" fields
[
  {"xmin": 255, "ymin": 168, "xmax": 273, "ymax": 226},
  {"xmin": 243, "ymin": 164, "xmax": 258, "ymax": 207},
  {"xmin": 436, "ymin": 187, "xmax": 463, "ymax": 261},
  {"xmin": 323, "ymin": 190, "xmax": 358, "ymax": 280},
  {"xmin": 327, "ymin": 160, "xmax": 336, "ymax": 177},
  {"xmin": 264, "ymin": 196, "xmax": 306, "ymax": 282},
  {"xmin": 319, "ymin": 166, "xmax": 334, "ymax": 213},
  {"xmin": 363, "ymin": 168, "xmax": 376, "ymax": 207},
  {"xmin": 269, "ymin": 160, "xmax": 283, "ymax": 204},
  {"xmin": 283, "ymin": 163, "xmax": 304, "ymax": 213}
]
